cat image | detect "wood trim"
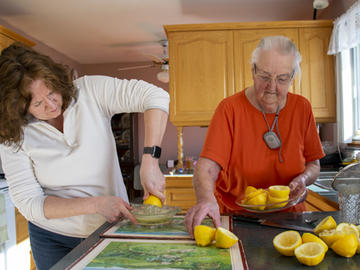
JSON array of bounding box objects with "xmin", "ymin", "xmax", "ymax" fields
[
  {"xmin": 164, "ymin": 20, "xmax": 333, "ymax": 33},
  {"xmin": 0, "ymin": 25, "xmax": 35, "ymax": 46},
  {"xmin": 305, "ymin": 190, "xmax": 339, "ymax": 212}
]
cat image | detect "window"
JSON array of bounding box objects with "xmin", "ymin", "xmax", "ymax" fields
[{"xmin": 338, "ymin": 44, "xmax": 360, "ymax": 142}]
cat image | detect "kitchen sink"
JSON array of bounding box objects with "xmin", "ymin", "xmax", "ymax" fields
[{"xmin": 307, "ymin": 170, "xmax": 339, "ymax": 203}]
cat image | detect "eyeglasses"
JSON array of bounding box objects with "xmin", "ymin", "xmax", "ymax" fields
[{"xmin": 254, "ymin": 64, "xmax": 294, "ymax": 86}]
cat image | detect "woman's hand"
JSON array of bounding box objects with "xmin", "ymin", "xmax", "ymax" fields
[
  {"xmin": 95, "ymin": 196, "xmax": 137, "ymax": 224},
  {"xmin": 184, "ymin": 201, "xmax": 221, "ymax": 237},
  {"xmin": 289, "ymin": 176, "xmax": 308, "ymax": 204},
  {"xmin": 140, "ymin": 155, "xmax": 165, "ymax": 201}
]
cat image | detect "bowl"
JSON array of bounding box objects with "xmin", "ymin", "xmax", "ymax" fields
[
  {"xmin": 130, "ymin": 204, "xmax": 182, "ymax": 225},
  {"xmin": 235, "ymin": 188, "xmax": 306, "ymax": 213}
]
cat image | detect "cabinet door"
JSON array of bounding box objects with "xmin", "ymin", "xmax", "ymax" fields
[
  {"xmin": 234, "ymin": 28, "xmax": 299, "ymax": 93},
  {"xmin": 0, "ymin": 32, "xmax": 16, "ymax": 51},
  {"xmin": 168, "ymin": 31, "xmax": 235, "ymax": 126},
  {"xmin": 299, "ymin": 27, "xmax": 336, "ymax": 122}
]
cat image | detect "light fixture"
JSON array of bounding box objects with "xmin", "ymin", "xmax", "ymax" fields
[
  {"xmin": 157, "ymin": 64, "xmax": 169, "ymax": 83},
  {"xmin": 313, "ymin": 0, "xmax": 329, "ymax": 9}
]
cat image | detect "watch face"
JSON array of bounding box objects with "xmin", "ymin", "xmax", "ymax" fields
[{"xmin": 153, "ymin": 146, "xmax": 161, "ymax": 158}]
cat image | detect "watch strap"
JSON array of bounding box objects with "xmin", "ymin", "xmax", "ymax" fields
[{"xmin": 143, "ymin": 146, "xmax": 161, "ymax": 158}]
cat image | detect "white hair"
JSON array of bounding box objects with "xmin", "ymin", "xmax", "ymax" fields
[{"xmin": 251, "ymin": 36, "xmax": 302, "ymax": 82}]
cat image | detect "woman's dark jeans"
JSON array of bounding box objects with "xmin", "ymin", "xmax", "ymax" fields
[{"xmin": 28, "ymin": 222, "xmax": 83, "ymax": 270}]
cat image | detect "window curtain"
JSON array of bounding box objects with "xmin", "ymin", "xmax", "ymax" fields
[
  {"xmin": 328, "ymin": 0, "xmax": 360, "ymax": 55},
  {"xmin": 327, "ymin": 1, "xmax": 360, "ymax": 144}
]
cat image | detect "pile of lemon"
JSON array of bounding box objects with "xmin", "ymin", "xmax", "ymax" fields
[
  {"xmin": 242, "ymin": 185, "xmax": 290, "ymax": 210},
  {"xmin": 273, "ymin": 215, "xmax": 360, "ymax": 266},
  {"xmin": 194, "ymin": 225, "xmax": 238, "ymax": 249}
]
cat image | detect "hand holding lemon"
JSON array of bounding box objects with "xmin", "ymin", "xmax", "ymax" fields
[{"xmin": 143, "ymin": 195, "xmax": 162, "ymax": 208}]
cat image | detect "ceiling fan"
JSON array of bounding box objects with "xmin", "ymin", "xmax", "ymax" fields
[{"xmin": 117, "ymin": 40, "xmax": 169, "ymax": 83}]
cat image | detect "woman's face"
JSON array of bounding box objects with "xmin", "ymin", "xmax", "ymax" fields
[
  {"xmin": 28, "ymin": 79, "xmax": 63, "ymax": 121},
  {"xmin": 252, "ymin": 50, "xmax": 295, "ymax": 113}
]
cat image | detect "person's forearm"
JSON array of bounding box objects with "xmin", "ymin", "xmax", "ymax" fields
[
  {"xmin": 143, "ymin": 109, "xmax": 168, "ymax": 147},
  {"xmin": 299, "ymin": 160, "xmax": 321, "ymax": 186},
  {"xmin": 193, "ymin": 158, "xmax": 221, "ymax": 203},
  {"xmin": 44, "ymin": 196, "xmax": 97, "ymax": 219}
]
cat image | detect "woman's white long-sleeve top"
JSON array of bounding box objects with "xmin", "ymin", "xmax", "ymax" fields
[{"xmin": 0, "ymin": 75, "xmax": 170, "ymax": 238}]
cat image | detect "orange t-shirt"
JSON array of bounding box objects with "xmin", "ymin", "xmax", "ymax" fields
[{"xmin": 200, "ymin": 90, "xmax": 325, "ymax": 213}]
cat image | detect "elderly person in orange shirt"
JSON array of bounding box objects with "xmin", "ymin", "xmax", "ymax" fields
[{"xmin": 185, "ymin": 35, "xmax": 325, "ymax": 235}]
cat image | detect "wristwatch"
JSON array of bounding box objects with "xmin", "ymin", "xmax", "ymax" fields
[{"xmin": 143, "ymin": 146, "xmax": 162, "ymax": 159}]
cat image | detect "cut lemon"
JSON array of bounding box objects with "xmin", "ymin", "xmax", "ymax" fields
[
  {"xmin": 215, "ymin": 227, "xmax": 238, "ymax": 248},
  {"xmin": 314, "ymin": 216, "xmax": 337, "ymax": 235},
  {"xmin": 245, "ymin": 188, "xmax": 266, "ymax": 201},
  {"xmin": 273, "ymin": 230, "xmax": 302, "ymax": 256},
  {"xmin": 245, "ymin": 186, "xmax": 257, "ymax": 196},
  {"xmin": 267, "ymin": 195, "xmax": 288, "ymax": 208},
  {"xmin": 268, "ymin": 185, "xmax": 290, "ymax": 198},
  {"xmin": 319, "ymin": 229, "xmax": 346, "ymax": 246},
  {"xmin": 301, "ymin": 232, "xmax": 328, "ymax": 252},
  {"xmin": 331, "ymin": 233, "xmax": 358, "ymax": 258},
  {"xmin": 143, "ymin": 195, "xmax": 162, "ymax": 208},
  {"xmin": 294, "ymin": 242, "xmax": 326, "ymax": 266},
  {"xmin": 336, "ymin": 223, "xmax": 359, "ymax": 238},
  {"xmin": 194, "ymin": 225, "xmax": 216, "ymax": 247},
  {"xmin": 246, "ymin": 192, "xmax": 267, "ymax": 210}
]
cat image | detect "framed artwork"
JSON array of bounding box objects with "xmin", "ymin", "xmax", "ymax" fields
[
  {"xmin": 101, "ymin": 215, "xmax": 231, "ymax": 239},
  {"xmin": 67, "ymin": 238, "xmax": 246, "ymax": 270}
]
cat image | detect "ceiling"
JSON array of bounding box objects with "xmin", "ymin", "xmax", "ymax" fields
[{"xmin": 0, "ymin": 0, "xmax": 338, "ymax": 65}]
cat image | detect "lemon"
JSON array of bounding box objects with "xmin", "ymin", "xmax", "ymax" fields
[
  {"xmin": 319, "ymin": 229, "xmax": 346, "ymax": 246},
  {"xmin": 314, "ymin": 216, "xmax": 337, "ymax": 235},
  {"xmin": 246, "ymin": 191, "xmax": 267, "ymax": 210},
  {"xmin": 267, "ymin": 195, "xmax": 288, "ymax": 208},
  {"xmin": 331, "ymin": 233, "xmax": 358, "ymax": 258},
  {"xmin": 245, "ymin": 186, "xmax": 257, "ymax": 196},
  {"xmin": 245, "ymin": 188, "xmax": 266, "ymax": 201},
  {"xmin": 336, "ymin": 223, "xmax": 359, "ymax": 238},
  {"xmin": 273, "ymin": 230, "xmax": 302, "ymax": 256},
  {"xmin": 301, "ymin": 232, "xmax": 328, "ymax": 252},
  {"xmin": 194, "ymin": 225, "xmax": 216, "ymax": 247},
  {"xmin": 143, "ymin": 195, "xmax": 162, "ymax": 208},
  {"xmin": 268, "ymin": 185, "xmax": 290, "ymax": 198},
  {"xmin": 215, "ymin": 227, "xmax": 238, "ymax": 248},
  {"xmin": 294, "ymin": 242, "xmax": 326, "ymax": 266}
]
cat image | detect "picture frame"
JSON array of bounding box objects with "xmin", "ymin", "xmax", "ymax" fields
[{"xmin": 67, "ymin": 238, "xmax": 246, "ymax": 270}]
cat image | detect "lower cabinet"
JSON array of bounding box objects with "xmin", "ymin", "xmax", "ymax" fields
[
  {"xmin": 164, "ymin": 176, "xmax": 196, "ymax": 213},
  {"xmin": 15, "ymin": 208, "xmax": 36, "ymax": 270}
]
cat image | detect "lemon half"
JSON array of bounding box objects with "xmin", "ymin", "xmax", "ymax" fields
[
  {"xmin": 215, "ymin": 227, "xmax": 238, "ymax": 248},
  {"xmin": 273, "ymin": 230, "xmax": 302, "ymax": 256},
  {"xmin": 302, "ymin": 232, "xmax": 328, "ymax": 252},
  {"xmin": 194, "ymin": 225, "xmax": 216, "ymax": 247},
  {"xmin": 294, "ymin": 242, "xmax": 326, "ymax": 266},
  {"xmin": 143, "ymin": 195, "xmax": 162, "ymax": 208},
  {"xmin": 268, "ymin": 185, "xmax": 290, "ymax": 198},
  {"xmin": 331, "ymin": 233, "xmax": 358, "ymax": 258},
  {"xmin": 314, "ymin": 216, "xmax": 337, "ymax": 235}
]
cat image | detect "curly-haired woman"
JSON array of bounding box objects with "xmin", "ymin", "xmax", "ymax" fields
[{"xmin": 0, "ymin": 42, "xmax": 170, "ymax": 270}]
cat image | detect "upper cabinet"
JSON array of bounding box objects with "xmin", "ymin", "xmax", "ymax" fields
[
  {"xmin": 167, "ymin": 30, "xmax": 235, "ymax": 126},
  {"xmin": 0, "ymin": 25, "xmax": 35, "ymax": 51},
  {"xmin": 165, "ymin": 20, "xmax": 336, "ymax": 126}
]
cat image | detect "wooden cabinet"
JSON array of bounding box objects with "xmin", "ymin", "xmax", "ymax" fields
[
  {"xmin": 111, "ymin": 113, "xmax": 139, "ymax": 201},
  {"xmin": 0, "ymin": 25, "xmax": 35, "ymax": 52},
  {"xmin": 167, "ymin": 31, "xmax": 235, "ymax": 126},
  {"xmin": 165, "ymin": 20, "xmax": 336, "ymax": 126},
  {"xmin": 164, "ymin": 175, "xmax": 196, "ymax": 213}
]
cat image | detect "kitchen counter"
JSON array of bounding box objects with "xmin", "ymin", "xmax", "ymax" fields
[{"xmin": 50, "ymin": 211, "xmax": 359, "ymax": 270}]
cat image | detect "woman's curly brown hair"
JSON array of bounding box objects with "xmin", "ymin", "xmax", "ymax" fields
[{"xmin": 0, "ymin": 42, "xmax": 78, "ymax": 147}]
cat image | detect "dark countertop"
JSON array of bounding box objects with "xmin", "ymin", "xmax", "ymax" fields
[{"xmin": 51, "ymin": 211, "xmax": 360, "ymax": 270}]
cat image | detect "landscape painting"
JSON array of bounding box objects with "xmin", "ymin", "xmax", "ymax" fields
[
  {"xmin": 68, "ymin": 238, "xmax": 244, "ymax": 270},
  {"xmin": 102, "ymin": 215, "xmax": 230, "ymax": 239}
]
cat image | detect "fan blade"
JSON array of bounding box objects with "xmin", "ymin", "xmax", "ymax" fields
[
  {"xmin": 143, "ymin": 54, "xmax": 167, "ymax": 64},
  {"xmin": 117, "ymin": 64, "xmax": 154, "ymax": 71}
]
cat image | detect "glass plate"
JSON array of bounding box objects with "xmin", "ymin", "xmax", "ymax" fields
[
  {"xmin": 130, "ymin": 204, "xmax": 182, "ymax": 226},
  {"xmin": 235, "ymin": 188, "xmax": 306, "ymax": 213}
]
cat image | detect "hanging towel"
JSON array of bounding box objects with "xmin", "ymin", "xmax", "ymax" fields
[{"xmin": 0, "ymin": 193, "xmax": 8, "ymax": 244}]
